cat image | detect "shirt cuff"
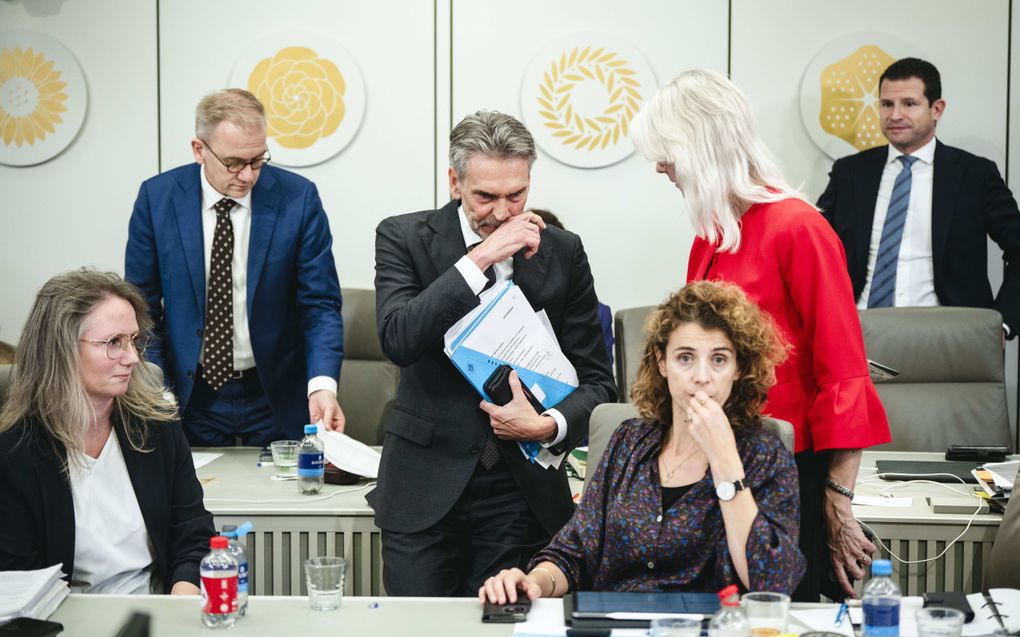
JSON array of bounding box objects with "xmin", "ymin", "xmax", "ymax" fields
[
  {"xmin": 540, "ymin": 408, "xmax": 567, "ymax": 447},
  {"xmin": 455, "ymin": 254, "xmax": 489, "ymax": 296},
  {"xmin": 307, "ymin": 376, "xmax": 338, "ymax": 398}
]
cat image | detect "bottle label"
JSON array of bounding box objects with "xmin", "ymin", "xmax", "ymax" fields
[
  {"xmin": 298, "ymin": 451, "xmax": 324, "ymax": 478},
  {"xmin": 201, "ymin": 574, "xmax": 238, "ymax": 615},
  {"xmin": 863, "ymin": 602, "xmax": 900, "ymax": 636},
  {"xmin": 238, "ymin": 562, "xmax": 248, "ymax": 594}
]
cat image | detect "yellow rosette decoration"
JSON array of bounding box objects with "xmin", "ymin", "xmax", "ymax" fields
[
  {"xmin": 0, "ymin": 46, "xmax": 68, "ymax": 148},
  {"xmin": 819, "ymin": 45, "xmax": 896, "ymax": 151},
  {"xmin": 248, "ymin": 46, "xmax": 346, "ymax": 149}
]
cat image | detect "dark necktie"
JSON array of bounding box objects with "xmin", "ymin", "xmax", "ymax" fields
[
  {"xmin": 203, "ymin": 197, "xmax": 237, "ymax": 390},
  {"xmin": 467, "ymin": 241, "xmax": 500, "ymax": 468},
  {"xmin": 868, "ymin": 155, "xmax": 918, "ymax": 308}
]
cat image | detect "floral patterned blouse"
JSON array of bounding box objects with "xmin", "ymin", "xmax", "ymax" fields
[{"xmin": 529, "ymin": 418, "xmax": 805, "ymax": 594}]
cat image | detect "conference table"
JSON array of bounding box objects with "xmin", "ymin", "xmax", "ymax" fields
[
  {"xmin": 48, "ymin": 594, "xmax": 838, "ymax": 636},
  {"xmin": 196, "ymin": 447, "xmax": 1012, "ymax": 597}
]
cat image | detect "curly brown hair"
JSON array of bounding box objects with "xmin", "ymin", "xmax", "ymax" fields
[{"xmin": 631, "ymin": 280, "xmax": 789, "ymax": 429}]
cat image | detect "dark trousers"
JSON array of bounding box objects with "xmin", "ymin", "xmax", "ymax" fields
[
  {"xmin": 380, "ymin": 458, "xmax": 551, "ymax": 597},
  {"xmin": 793, "ymin": 450, "xmax": 845, "ymax": 602},
  {"xmin": 183, "ymin": 367, "xmax": 282, "ymax": 447}
]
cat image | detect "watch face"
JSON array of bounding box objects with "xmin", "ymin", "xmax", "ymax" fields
[{"xmin": 716, "ymin": 481, "xmax": 736, "ymax": 501}]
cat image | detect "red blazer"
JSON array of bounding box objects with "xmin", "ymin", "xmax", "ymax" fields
[{"xmin": 687, "ymin": 197, "xmax": 890, "ymax": 453}]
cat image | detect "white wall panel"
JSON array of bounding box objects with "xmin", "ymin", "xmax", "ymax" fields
[
  {"xmin": 0, "ymin": 0, "xmax": 158, "ymax": 343},
  {"xmin": 158, "ymin": 1, "xmax": 435, "ymax": 292},
  {"xmin": 451, "ymin": 0, "xmax": 728, "ymax": 314}
]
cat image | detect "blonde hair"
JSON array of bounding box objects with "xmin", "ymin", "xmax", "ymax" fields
[
  {"xmin": 631, "ymin": 281, "xmax": 789, "ymax": 429},
  {"xmin": 195, "ymin": 88, "xmax": 266, "ymax": 139},
  {"xmin": 0, "ymin": 270, "xmax": 178, "ymax": 471},
  {"xmin": 630, "ymin": 69, "xmax": 810, "ymax": 252}
]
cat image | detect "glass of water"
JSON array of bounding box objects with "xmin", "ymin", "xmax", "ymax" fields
[
  {"xmin": 305, "ymin": 556, "xmax": 345, "ymax": 611},
  {"xmin": 270, "ymin": 440, "xmax": 299, "ymax": 479},
  {"xmin": 916, "ymin": 607, "xmax": 965, "ymax": 637}
]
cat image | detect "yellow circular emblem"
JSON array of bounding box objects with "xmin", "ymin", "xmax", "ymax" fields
[
  {"xmin": 818, "ymin": 44, "xmax": 896, "ymax": 152},
  {"xmin": 248, "ymin": 46, "xmax": 346, "ymax": 149},
  {"xmin": 0, "ymin": 46, "xmax": 68, "ymax": 148},
  {"xmin": 537, "ymin": 46, "xmax": 641, "ymax": 152}
]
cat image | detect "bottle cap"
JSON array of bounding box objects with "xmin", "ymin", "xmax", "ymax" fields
[
  {"xmin": 210, "ymin": 536, "xmax": 228, "ymax": 549},
  {"xmin": 871, "ymin": 559, "xmax": 892, "ymax": 576},
  {"xmin": 717, "ymin": 583, "xmax": 740, "ymax": 605},
  {"xmin": 304, "ymin": 424, "xmax": 318, "ymax": 434}
]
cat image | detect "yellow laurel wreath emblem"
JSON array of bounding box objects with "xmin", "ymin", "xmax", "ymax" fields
[
  {"xmin": 248, "ymin": 46, "xmax": 346, "ymax": 149},
  {"xmin": 537, "ymin": 46, "xmax": 641, "ymax": 152},
  {"xmin": 0, "ymin": 46, "xmax": 68, "ymax": 148},
  {"xmin": 818, "ymin": 44, "xmax": 896, "ymax": 151}
]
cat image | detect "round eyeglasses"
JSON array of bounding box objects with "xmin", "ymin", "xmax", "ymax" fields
[
  {"xmin": 80, "ymin": 333, "xmax": 151, "ymax": 360},
  {"xmin": 200, "ymin": 138, "xmax": 271, "ymax": 173}
]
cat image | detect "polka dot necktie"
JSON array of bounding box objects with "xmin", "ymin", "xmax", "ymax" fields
[
  {"xmin": 203, "ymin": 197, "xmax": 237, "ymax": 390},
  {"xmin": 467, "ymin": 241, "xmax": 500, "ymax": 468}
]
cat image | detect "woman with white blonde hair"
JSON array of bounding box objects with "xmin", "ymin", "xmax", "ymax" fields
[
  {"xmin": 0, "ymin": 269, "xmax": 214, "ymax": 595},
  {"xmin": 631, "ymin": 69, "xmax": 891, "ymax": 602}
]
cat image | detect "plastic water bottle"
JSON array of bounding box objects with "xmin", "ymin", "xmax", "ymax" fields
[
  {"xmin": 200, "ymin": 536, "xmax": 239, "ymax": 629},
  {"xmin": 221, "ymin": 522, "xmax": 253, "ymax": 617},
  {"xmin": 708, "ymin": 584, "xmax": 749, "ymax": 636},
  {"xmin": 298, "ymin": 424, "xmax": 325, "ymax": 495},
  {"xmin": 863, "ymin": 559, "xmax": 901, "ymax": 636}
]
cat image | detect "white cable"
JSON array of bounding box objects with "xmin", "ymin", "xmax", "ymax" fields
[
  {"xmin": 856, "ymin": 472, "xmax": 988, "ymax": 566},
  {"xmin": 205, "ymin": 481, "xmax": 377, "ymax": 504}
]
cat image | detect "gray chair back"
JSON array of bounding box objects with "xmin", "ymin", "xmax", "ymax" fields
[
  {"xmin": 584, "ymin": 402, "xmax": 794, "ymax": 492},
  {"xmin": 613, "ymin": 306, "xmax": 655, "ymax": 402},
  {"xmin": 859, "ymin": 307, "xmax": 1011, "ymax": 452},
  {"xmin": 0, "ymin": 364, "xmax": 11, "ymax": 409},
  {"xmin": 986, "ymin": 464, "xmax": 1020, "ymax": 588},
  {"xmin": 339, "ymin": 288, "xmax": 400, "ymax": 446}
]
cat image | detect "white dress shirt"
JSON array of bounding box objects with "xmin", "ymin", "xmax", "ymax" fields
[
  {"xmin": 200, "ymin": 167, "xmax": 336, "ymax": 397},
  {"xmin": 858, "ymin": 137, "xmax": 939, "ymax": 308},
  {"xmin": 453, "ymin": 207, "xmax": 567, "ymax": 449},
  {"xmin": 69, "ymin": 432, "xmax": 154, "ymax": 594}
]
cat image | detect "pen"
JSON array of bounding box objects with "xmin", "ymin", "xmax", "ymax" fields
[{"xmin": 834, "ymin": 602, "xmax": 848, "ymax": 626}]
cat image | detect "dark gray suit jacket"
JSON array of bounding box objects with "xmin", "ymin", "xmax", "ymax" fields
[
  {"xmin": 367, "ymin": 200, "xmax": 616, "ymax": 536},
  {"xmin": 817, "ymin": 141, "xmax": 1020, "ymax": 331}
]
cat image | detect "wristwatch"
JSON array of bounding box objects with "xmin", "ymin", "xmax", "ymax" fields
[{"xmin": 715, "ymin": 477, "xmax": 748, "ymax": 501}]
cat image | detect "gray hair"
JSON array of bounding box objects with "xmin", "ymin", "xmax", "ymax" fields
[
  {"xmin": 630, "ymin": 69, "xmax": 808, "ymax": 252},
  {"xmin": 195, "ymin": 88, "xmax": 266, "ymax": 139},
  {"xmin": 0, "ymin": 269, "xmax": 177, "ymax": 472},
  {"xmin": 449, "ymin": 110, "xmax": 537, "ymax": 180}
]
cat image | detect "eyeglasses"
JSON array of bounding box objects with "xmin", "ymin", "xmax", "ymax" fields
[
  {"xmin": 199, "ymin": 138, "xmax": 271, "ymax": 173},
  {"xmin": 80, "ymin": 333, "xmax": 151, "ymax": 360}
]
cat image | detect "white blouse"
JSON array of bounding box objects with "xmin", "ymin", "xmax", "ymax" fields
[{"xmin": 68, "ymin": 431, "xmax": 154, "ymax": 594}]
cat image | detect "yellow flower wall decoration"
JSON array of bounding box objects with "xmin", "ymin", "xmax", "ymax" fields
[
  {"xmin": 0, "ymin": 45, "xmax": 68, "ymax": 148},
  {"xmin": 248, "ymin": 46, "xmax": 346, "ymax": 149},
  {"xmin": 818, "ymin": 45, "xmax": 896, "ymax": 151}
]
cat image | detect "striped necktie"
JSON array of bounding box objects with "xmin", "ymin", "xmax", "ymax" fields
[{"xmin": 868, "ymin": 155, "xmax": 918, "ymax": 308}]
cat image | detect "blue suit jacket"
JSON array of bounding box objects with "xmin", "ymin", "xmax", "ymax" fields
[{"xmin": 125, "ymin": 163, "xmax": 343, "ymax": 439}]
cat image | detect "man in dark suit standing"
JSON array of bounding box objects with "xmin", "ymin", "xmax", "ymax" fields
[
  {"xmin": 126, "ymin": 89, "xmax": 345, "ymax": 446},
  {"xmin": 818, "ymin": 57, "xmax": 1020, "ymax": 334},
  {"xmin": 367, "ymin": 111, "xmax": 615, "ymax": 596}
]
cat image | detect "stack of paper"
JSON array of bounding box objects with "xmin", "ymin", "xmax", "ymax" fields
[
  {"xmin": 0, "ymin": 564, "xmax": 68, "ymax": 622},
  {"xmin": 444, "ymin": 282, "xmax": 578, "ymax": 469},
  {"xmin": 320, "ymin": 430, "xmax": 381, "ymax": 478}
]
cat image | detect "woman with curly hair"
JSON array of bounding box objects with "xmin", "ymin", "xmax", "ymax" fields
[
  {"xmin": 479, "ymin": 281, "xmax": 805, "ymax": 604},
  {"xmin": 0, "ymin": 269, "xmax": 214, "ymax": 594}
]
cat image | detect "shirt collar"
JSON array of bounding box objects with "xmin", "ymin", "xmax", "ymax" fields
[
  {"xmin": 886, "ymin": 136, "xmax": 937, "ymax": 166},
  {"xmin": 200, "ymin": 164, "xmax": 252, "ymax": 212},
  {"xmin": 458, "ymin": 204, "xmax": 484, "ymax": 249}
]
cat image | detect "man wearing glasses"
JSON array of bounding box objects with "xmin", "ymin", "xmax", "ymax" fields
[{"xmin": 125, "ymin": 88, "xmax": 345, "ymax": 446}]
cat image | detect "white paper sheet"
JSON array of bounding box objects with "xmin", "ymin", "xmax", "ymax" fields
[
  {"xmin": 852, "ymin": 495, "xmax": 913, "ymax": 508},
  {"xmin": 513, "ymin": 598, "xmax": 567, "ymax": 637},
  {"xmin": 320, "ymin": 430, "xmax": 381, "ymax": 478},
  {"xmin": 191, "ymin": 452, "xmax": 222, "ymax": 470},
  {"xmin": 0, "ymin": 564, "xmax": 65, "ymax": 621},
  {"xmin": 984, "ymin": 460, "xmax": 1018, "ymax": 489}
]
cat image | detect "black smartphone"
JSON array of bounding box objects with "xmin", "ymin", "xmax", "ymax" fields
[
  {"xmin": 483, "ymin": 364, "xmax": 546, "ymax": 413},
  {"xmin": 0, "ymin": 617, "xmax": 64, "ymax": 637},
  {"xmin": 481, "ymin": 599, "xmax": 532, "ymax": 623}
]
